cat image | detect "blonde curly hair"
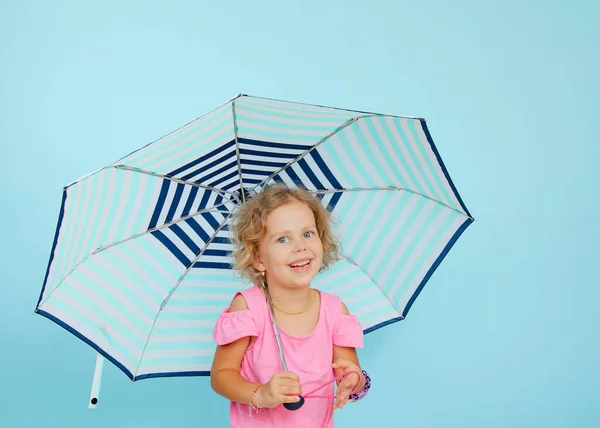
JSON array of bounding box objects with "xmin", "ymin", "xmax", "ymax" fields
[{"xmin": 230, "ymin": 184, "xmax": 340, "ymax": 285}]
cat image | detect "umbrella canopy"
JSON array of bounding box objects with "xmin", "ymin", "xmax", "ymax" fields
[{"xmin": 36, "ymin": 94, "xmax": 473, "ymax": 381}]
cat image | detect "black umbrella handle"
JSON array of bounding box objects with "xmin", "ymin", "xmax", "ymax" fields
[{"xmin": 284, "ymin": 395, "xmax": 305, "ymax": 410}]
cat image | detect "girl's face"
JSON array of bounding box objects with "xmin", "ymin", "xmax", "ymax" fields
[{"xmin": 254, "ymin": 201, "xmax": 323, "ymax": 289}]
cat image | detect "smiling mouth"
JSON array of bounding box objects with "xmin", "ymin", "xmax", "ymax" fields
[{"xmin": 289, "ymin": 260, "xmax": 311, "ymax": 268}]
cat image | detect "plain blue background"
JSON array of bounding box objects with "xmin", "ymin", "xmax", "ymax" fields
[{"xmin": 1, "ymin": 0, "xmax": 599, "ymax": 427}]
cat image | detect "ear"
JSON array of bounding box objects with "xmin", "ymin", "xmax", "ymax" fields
[{"xmin": 252, "ymin": 253, "xmax": 265, "ymax": 273}]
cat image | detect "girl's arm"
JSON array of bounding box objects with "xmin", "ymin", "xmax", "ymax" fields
[
  {"xmin": 210, "ymin": 294, "xmax": 303, "ymax": 408},
  {"xmin": 210, "ymin": 294, "xmax": 261, "ymax": 404},
  {"xmin": 332, "ymin": 302, "xmax": 366, "ymax": 409}
]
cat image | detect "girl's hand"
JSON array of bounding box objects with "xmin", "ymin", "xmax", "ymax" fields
[
  {"xmin": 259, "ymin": 371, "xmax": 303, "ymax": 408},
  {"xmin": 332, "ymin": 359, "xmax": 363, "ymax": 409}
]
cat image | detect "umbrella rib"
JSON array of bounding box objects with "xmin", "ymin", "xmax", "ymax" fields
[
  {"xmin": 134, "ymin": 211, "xmax": 235, "ymax": 378},
  {"xmin": 340, "ymin": 254, "xmax": 406, "ymax": 320},
  {"xmin": 115, "ymin": 165, "xmax": 236, "ymax": 197},
  {"xmin": 249, "ymin": 114, "xmax": 470, "ymax": 220},
  {"xmin": 250, "ymin": 115, "xmax": 368, "ymax": 192},
  {"xmin": 231, "ymin": 100, "xmax": 246, "ymax": 202},
  {"xmin": 309, "ymin": 188, "xmax": 472, "ymax": 219},
  {"xmin": 38, "ymin": 203, "xmax": 233, "ymax": 308}
]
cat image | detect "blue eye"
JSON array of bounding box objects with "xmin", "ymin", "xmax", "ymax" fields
[
  {"xmin": 304, "ymin": 231, "xmax": 314, "ymax": 238},
  {"xmin": 277, "ymin": 236, "xmax": 289, "ymax": 244}
]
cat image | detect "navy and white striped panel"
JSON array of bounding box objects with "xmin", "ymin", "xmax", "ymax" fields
[
  {"xmin": 147, "ymin": 179, "xmax": 232, "ymax": 231},
  {"xmin": 193, "ymin": 224, "xmax": 234, "ymax": 270},
  {"xmin": 150, "ymin": 208, "xmax": 233, "ymax": 269},
  {"xmin": 149, "ymin": 133, "xmax": 347, "ymax": 266},
  {"xmin": 166, "ymin": 139, "xmax": 242, "ymax": 191},
  {"xmin": 237, "ymin": 138, "xmax": 313, "ymax": 189},
  {"xmin": 259, "ymin": 147, "xmax": 344, "ymax": 212},
  {"xmin": 147, "ymin": 141, "xmax": 242, "ymax": 269}
]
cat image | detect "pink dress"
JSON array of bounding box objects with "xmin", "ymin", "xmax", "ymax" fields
[{"xmin": 213, "ymin": 285, "xmax": 364, "ymax": 428}]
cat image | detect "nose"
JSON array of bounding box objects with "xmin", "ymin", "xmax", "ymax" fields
[{"xmin": 292, "ymin": 239, "xmax": 306, "ymax": 252}]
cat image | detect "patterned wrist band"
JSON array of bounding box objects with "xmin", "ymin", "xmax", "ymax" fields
[{"xmin": 348, "ymin": 370, "xmax": 371, "ymax": 402}]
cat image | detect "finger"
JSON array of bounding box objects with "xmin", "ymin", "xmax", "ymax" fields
[
  {"xmin": 277, "ymin": 371, "xmax": 300, "ymax": 381},
  {"xmin": 333, "ymin": 396, "xmax": 341, "ymax": 409},
  {"xmin": 341, "ymin": 397, "xmax": 349, "ymax": 408},
  {"xmin": 281, "ymin": 394, "xmax": 301, "ymax": 404},
  {"xmin": 278, "ymin": 385, "xmax": 302, "ymax": 395},
  {"xmin": 332, "ymin": 358, "xmax": 352, "ymax": 367},
  {"xmin": 339, "ymin": 373, "xmax": 359, "ymax": 388},
  {"xmin": 334, "ymin": 397, "xmax": 346, "ymax": 409},
  {"xmin": 332, "ymin": 361, "xmax": 348, "ymax": 369},
  {"xmin": 276, "ymin": 380, "xmax": 302, "ymax": 391},
  {"xmin": 343, "ymin": 376, "xmax": 359, "ymax": 389},
  {"xmin": 335, "ymin": 391, "xmax": 346, "ymax": 408}
]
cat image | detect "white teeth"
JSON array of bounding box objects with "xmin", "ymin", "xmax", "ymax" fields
[{"xmin": 290, "ymin": 260, "xmax": 310, "ymax": 268}]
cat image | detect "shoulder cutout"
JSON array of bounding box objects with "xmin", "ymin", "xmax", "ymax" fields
[
  {"xmin": 341, "ymin": 301, "xmax": 350, "ymax": 315},
  {"xmin": 228, "ymin": 293, "xmax": 249, "ymax": 312}
]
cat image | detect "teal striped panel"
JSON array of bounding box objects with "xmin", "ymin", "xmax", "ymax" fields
[
  {"xmin": 370, "ymin": 196, "xmax": 431, "ymax": 292},
  {"xmin": 51, "ymin": 277, "xmax": 146, "ymax": 351},
  {"xmin": 393, "ymin": 211, "xmax": 463, "ymax": 305},
  {"xmin": 333, "ymin": 190, "xmax": 386, "ymax": 256},
  {"xmin": 386, "ymin": 117, "xmax": 436, "ymax": 198},
  {"xmin": 377, "ymin": 116, "xmax": 427, "ymax": 195},
  {"xmin": 380, "ymin": 203, "xmax": 446, "ymax": 309},
  {"xmin": 313, "ymin": 259, "xmax": 402, "ymax": 331},
  {"xmin": 236, "ymin": 97, "xmax": 354, "ymax": 145},
  {"xmin": 108, "ymin": 168, "xmax": 139, "ymax": 245},
  {"xmin": 121, "ymin": 103, "xmax": 233, "ymax": 170},
  {"xmin": 44, "ymin": 298, "xmax": 138, "ymax": 369},
  {"xmin": 406, "ymin": 119, "xmax": 456, "ymax": 209},
  {"xmin": 138, "ymin": 354, "xmax": 214, "ymax": 370},
  {"xmin": 87, "ymin": 253, "xmax": 161, "ymax": 317},
  {"xmin": 47, "ymin": 179, "xmax": 86, "ymax": 297},
  {"xmin": 144, "ymin": 339, "xmax": 216, "ymax": 352},
  {"xmin": 238, "ymin": 102, "xmax": 354, "ymax": 124},
  {"xmin": 316, "ymin": 142, "xmax": 363, "ymax": 188},
  {"xmin": 58, "ymin": 172, "xmax": 98, "ymax": 296},
  {"xmin": 150, "ymin": 118, "xmax": 234, "ymax": 173},
  {"xmin": 240, "ymin": 96, "xmax": 359, "ymax": 119},
  {"xmin": 71, "ymin": 266, "xmax": 152, "ymax": 336},
  {"xmin": 360, "ymin": 117, "xmax": 411, "ymax": 189}
]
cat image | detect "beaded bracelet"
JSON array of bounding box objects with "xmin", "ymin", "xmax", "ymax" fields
[
  {"xmin": 249, "ymin": 384, "xmax": 263, "ymax": 415},
  {"xmin": 348, "ymin": 370, "xmax": 371, "ymax": 402}
]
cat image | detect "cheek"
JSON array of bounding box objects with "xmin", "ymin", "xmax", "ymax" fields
[
  {"xmin": 271, "ymin": 249, "xmax": 289, "ymax": 266},
  {"xmin": 315, "ymin": 241, "xmax": 324, "ymax": 257}
]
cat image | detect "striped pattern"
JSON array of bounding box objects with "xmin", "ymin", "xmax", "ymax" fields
[{"xmin": 37, "ymin": 94, "xmax": 472, "ymax": 380}]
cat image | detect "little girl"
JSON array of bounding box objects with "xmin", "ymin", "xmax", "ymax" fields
[{"xmin": 211, "ymin": 185, "xmax": 371, "ymax": 427}]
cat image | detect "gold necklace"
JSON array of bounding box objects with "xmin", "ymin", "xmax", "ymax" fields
[{"xmin": 271, "ymin": 289, "xmax": 316, "ymax": 315}]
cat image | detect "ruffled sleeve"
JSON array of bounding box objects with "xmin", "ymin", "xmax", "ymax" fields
[
  {"xmin": 333, "ymin": 313, "xmax": 364, "ymax": 348},
  {"xmin": 212, "ymin": 307, "xmax": 258, "ymax": 345}
]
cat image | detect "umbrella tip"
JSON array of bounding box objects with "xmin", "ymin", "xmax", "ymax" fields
[{"xmin": 230, "ymin": 93, "xmax": 247, "ymax": 101}]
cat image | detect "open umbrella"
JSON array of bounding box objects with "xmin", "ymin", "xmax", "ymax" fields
[{"xmin": 36, "ymin": 94, "xmax": 473, "ymax": 404}]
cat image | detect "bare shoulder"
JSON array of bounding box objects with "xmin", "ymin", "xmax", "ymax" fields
[
  {"xmin": 228, "ymin": 293, "xmax": 249, "ymax": 312},
  {"xmin": 341, "ymin": 301, "xmax": 350, "ymax": 315}
]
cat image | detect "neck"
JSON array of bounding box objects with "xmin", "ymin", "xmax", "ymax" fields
[{"xmin": 265, "ymin": 285, "xmax": 313, "ymax": 313}]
